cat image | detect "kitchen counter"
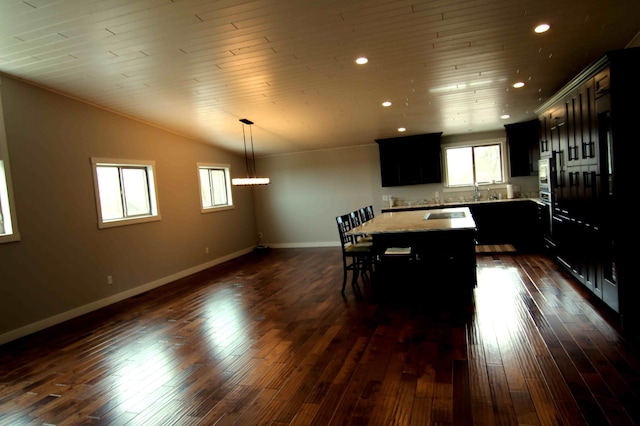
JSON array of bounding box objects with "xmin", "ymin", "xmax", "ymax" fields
[
  {"xmin": 380, "ymin": 197, "xmax": 544, "ymax": 252},
  {"xmin": 349, "ymin": 207, "xmax": 476, "ymax": 235},
  {"xmin": 381, "ymin": 197, "xmax": 543, "ymax": 212}
]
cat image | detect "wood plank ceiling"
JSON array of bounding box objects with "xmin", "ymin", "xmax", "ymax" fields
[{"xmin": 0, "ymin": 0, "xmax": 638, "ymax": 155}]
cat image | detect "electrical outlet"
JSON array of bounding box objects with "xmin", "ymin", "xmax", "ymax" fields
[
  {"xmin": 382, "ymin": 194, "xmax": 389, "ymax": 201},
  {"xmin": 205, "ymin": 247, "xmax": 209, "ymax": 254},
  {"xmin": 435, "ymin": 191, "xmax": 440, "ymax": 198},
  {"xmin": 258, "ymin": 232, "xmax": 263, "ymax": 239},
  {"xmin": 107, "ymin": 275, "xmax": 113, "ymax": 285}
]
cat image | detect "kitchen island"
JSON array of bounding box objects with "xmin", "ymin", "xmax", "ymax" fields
[
  {"xmin": 348, "ymin": 207, "xmax": 478, "ymax": 295},
  {"xmin": 381, "ymin": 198, "xmax": 544, "ymax": 252}
]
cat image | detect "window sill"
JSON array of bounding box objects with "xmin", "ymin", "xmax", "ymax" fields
[
  {"xmin": 201, "ymin": 205, "xmax": 234, "ymax": 214},
  {"xmin": 98, "ymin": 215, "xmax": 161, "ymax": 229},
  {"xmin": 0, "ymin": 232, "xmax": 20, "ymax": 243}
]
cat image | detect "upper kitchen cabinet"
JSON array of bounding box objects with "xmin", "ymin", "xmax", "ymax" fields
[
  {"xmin": 505, "ymin": 119, "xmax": 540, "ymax": 177},
  {"xmin": 376, "ymin": 133, "xmax": 442, "ymax": 187}
]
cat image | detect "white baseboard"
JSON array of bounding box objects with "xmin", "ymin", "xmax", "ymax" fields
[
  {"xmin": 267, "ymin": 241, "xmax": 339, "ymax": 248},
  {"xmin": 0, "ymin": 246, "xmax": 255, "ymax": 346}
]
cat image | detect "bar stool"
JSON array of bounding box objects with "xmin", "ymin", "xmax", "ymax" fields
[
  {"xmin": 364, "ymin": 205, "xmax": 375, "ymax": 221},
  {"xmin": 350, "ymin": 210, "xmax": 373, "ymax": 243},
  {"xmin": 336, "ymin": 214, "xmax": 374, "ymax": 295}
]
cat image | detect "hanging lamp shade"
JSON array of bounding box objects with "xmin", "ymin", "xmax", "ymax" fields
[{"xmin": 232, "ymin": 119, "xmax": 270, "ymax": 186}]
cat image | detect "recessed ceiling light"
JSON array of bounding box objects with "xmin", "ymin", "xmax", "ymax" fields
[
  {"xmin": 382, "ymin": 101, "xmax": 392, "ymax": 107},
  {"xmin": 355, "ymin": 57, "xmax": 368, "ymax": 65},
  {"xmin": 534, "ymin": 24, "xmax": 550, "ymax": 33},
  {"xmin": 500, "ymin": 114, "xmax": 511, "ymax": 119},
  {"xmin": 513, "ymin": 82, "xmax": 525, "ymax": 88},
  {"xmin": 397, "ymin": 127, "xmax": 406, "ymax": 132}
]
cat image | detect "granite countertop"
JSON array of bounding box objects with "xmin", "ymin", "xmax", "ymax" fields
[
  {"xmin": 383, "ymin": 197, "xmax": 543, "ymax": 211},
  {"xmin": 349, "ymin": 207, "xmax": 476, "ymax": 235}
]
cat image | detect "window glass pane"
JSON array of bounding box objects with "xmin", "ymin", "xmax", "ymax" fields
[
  {"xmin": 200, "ymin": 169, "xmax": 213, "ymax": 207},
  {"xmin": 93, "ymin": 158, "xmax": 159, "ymax": 228},
  {"xmin": 0, "ymin": 161, "xmax": 7, "ymax": 235},
  {"xmin": 0, "ymin": 198, "xmax": 5, "ymax": 235},
  {"xmin": 122, "ymin": 168, "xmax": 150, "ymax": 216},
  {"xmin": 474, "ymin": 145, "xmax": 502, "ymax": 183},
  {"xmin": 446, "ymin": 147, "xmax": 474, "ymax": 186},
  {"xmin": 211, "ymin": 169, "xmax": 228, "ymax": 206},
  {"xmin": 198, "ymin": 164, "xmax": 232, "ymax": 211},
  {"xmin": 96, "ymin": 166, "xmax": 124, "ymax": 220}
]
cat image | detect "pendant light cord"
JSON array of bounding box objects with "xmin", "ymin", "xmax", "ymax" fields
[
  {"xmin": 235, "ymin": 118, "xmax": 268, "ymax": 185},
  {"xmin": 249, "ymin": 125, "xmax": 257, "ymax": 177},
  {"xmin": 242, "ymin": 124, "xmax": 251, "ymax": 178}
]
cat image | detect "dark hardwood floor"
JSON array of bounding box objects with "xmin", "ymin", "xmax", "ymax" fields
[{"xmin": 2, "ymin": 247, "xmax": 640, "ymax": 425}]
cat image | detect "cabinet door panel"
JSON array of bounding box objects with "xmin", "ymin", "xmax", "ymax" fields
[
  {"xmin": 505, "ymin": 119, "xmax": 540, "ymax": 177},
  {"xmin": 580, "ymin": 79, "xmax": 598, "ymax": 165},
  {"xmin": 551, "ymin": 123, "xmax": 570, "ymax": 215},
  {"xmin": 565, "ymin": 98, "xmax": 580, "ymax": 166},
  {"xmin": 377, "ymin": 133, "xmax": 442, "ymax": 187}
]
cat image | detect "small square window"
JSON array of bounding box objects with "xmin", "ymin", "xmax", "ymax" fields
[
  {"xmin": 91, "ymin": 158, "xmax": 161, "ymax": 229},
  {"xmin": 198, "ymin": 163, "xmax": 233, "ymax": 212}
]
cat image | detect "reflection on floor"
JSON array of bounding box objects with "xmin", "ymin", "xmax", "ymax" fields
[{"xmin": 475, "ymin": 243, "xmax": 516, "ymax": 253}]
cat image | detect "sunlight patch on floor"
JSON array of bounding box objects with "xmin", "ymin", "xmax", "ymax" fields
[{"xmin": 475, "ymin": 266, "xmax": 522, "ymax": 345}]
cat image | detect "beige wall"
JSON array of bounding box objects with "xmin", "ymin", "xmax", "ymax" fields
[
  {"xmin": 254, "ymin": 145, "xmax": 381, "ymax": 247},
  {"xmin": 0, "ymin": 76, "xmax": 258, "ymax": 343},
  {"xmin": 0, "ymin": 75, "xmax": 539, "ymax": 344}
]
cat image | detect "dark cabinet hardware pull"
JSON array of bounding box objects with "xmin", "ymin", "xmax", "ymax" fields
[{"xmin": 569, "ymin": 171, "xmax": 580, "ymax": 187}]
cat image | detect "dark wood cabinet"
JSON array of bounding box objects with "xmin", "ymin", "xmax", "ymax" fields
[
  {"xmin": 468, "ymin": 201, "xmax": 539, "ymax": 251},
  {"xmin": 505, "ymin": 119, "xmax": 540, "ymax": 177},
  {"xmin": 539, "ymin": 115, "xmax": 552, "ymax": 157},
  {"xmin": 552, "ymin": 213, "xmax": 604, "ymax": 300},
  {"xmin": 535, "ymin": 47, "xmax": 640, "ymax": 319},
  {"xmin": 376, "ymin": 133, "xmax": 442, "ymax": 187}
]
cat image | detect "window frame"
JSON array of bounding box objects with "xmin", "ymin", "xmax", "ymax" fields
[
  {"xmin": 91, "ymin": 157, "xmax": 161, "ymax": 229},
  {"xmin": 0, "ymin": 79, "xmax": 20, "ymax": 244},
  {"xmin": 443, "ymin": 138, "xmax": 507, "ymax": 190},
  {"xmin": 197, "ymin": 162, "xmax": 234, "ymax": 213}
]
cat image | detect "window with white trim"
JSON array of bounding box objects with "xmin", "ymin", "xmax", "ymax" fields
[
  {"xmin": 198, "ymin": 163, "xmax": 233, "ymax": 212},
  {"xmin": 0, "ymin": 79, "xmax": 20, "ymax": 243},
  {"xmin": 444, "ymin": 140, "xmax": 505, "ymax": 187},
  {"xmin": 0, "ymin": 159, "xmax": 19, "ymax": 242},
  {"xmin": 91, "ymin": 158, "xmax": 161, "ymax": 229}
]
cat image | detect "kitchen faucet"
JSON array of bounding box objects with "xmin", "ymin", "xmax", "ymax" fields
[{"xmin": 473, "ymin": 182, "xmax": 480, "ymax": 201}]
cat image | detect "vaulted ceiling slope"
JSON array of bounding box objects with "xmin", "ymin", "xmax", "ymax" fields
[{"xmin": 0, "ymin": 0, "xmax": 638, "ymax": 155}]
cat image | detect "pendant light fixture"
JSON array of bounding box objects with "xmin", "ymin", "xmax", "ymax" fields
[{"xmin": 232, "ymin": 118, "xmax": 270, "ymax": 186}]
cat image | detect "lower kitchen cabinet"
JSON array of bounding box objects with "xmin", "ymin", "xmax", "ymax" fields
[
  {"xmin": 469, "ymin": 200, "xmax": 540, "ymax": 251},
  {"xmin": 597, "ymin": 229, "xmax": 618, "ymax": 312},
  {"xmin": 551, "ymin": 212, "xmax": 617, "ymax": 311}
]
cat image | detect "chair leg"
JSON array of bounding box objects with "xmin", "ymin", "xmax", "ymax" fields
[
  {"xmin": 351, "ymin": 263, "xmax": 360, "ymax": 287},
  {"xmin": 359, "ymin": 256, "xmax": 372, "ymax": 280},
  {"xmin": 341, "ymin": 260, "xmax": 348, "ymax": 295},
  {"xmin": 364, "ymin": 257, "xmax": 372, "ymax": 277},
  {"xmin": 342, "ymin": 256, "xmax": 371, "ymax": 295}
]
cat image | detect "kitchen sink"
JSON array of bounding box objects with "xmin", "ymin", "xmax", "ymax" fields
[{"xmin": 424, "ymin": 211, "xmax": 466, "ymax": 220}]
